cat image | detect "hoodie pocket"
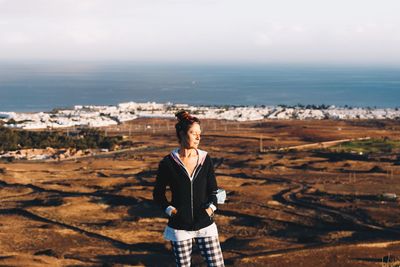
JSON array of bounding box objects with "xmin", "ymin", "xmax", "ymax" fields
[{"xmin": 196, "ymin": 207, "xmax": 211, "ymax": 221}]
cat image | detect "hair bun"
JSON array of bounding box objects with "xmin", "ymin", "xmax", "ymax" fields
[{"xmin": 175, "ymin": 110, "xmax": 191, "ymax": 122}]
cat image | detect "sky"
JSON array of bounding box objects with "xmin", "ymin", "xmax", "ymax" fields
[{"xmin": 0, "ymin": 0, "xmax": 399, "ymax": 64}]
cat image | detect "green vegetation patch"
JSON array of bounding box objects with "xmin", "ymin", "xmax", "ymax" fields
[
  {"xmin": 331, "ymin": 138, "xmax": 400, "ymax": 154},
  {"xmin": 0, "ymin": 126, "xmax": 122, "ymax": 151}
]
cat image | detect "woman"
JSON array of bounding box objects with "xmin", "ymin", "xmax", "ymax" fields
[{"xmin": 153, "ymin": 110, "xmax": 224, "ymax": 267}]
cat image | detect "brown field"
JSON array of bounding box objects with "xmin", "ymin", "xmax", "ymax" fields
[{"xmin": 1, "ymin": 118, "xmax": 400, "ymax": 266}]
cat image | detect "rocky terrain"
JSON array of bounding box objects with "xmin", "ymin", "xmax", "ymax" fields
[{"xmin": 1, "ymin": 118, "xmax": 400, "ymax": 266}]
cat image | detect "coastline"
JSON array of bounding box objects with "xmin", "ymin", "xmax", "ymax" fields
[{"xmin": 1, "ymin": 101, "xmax": 399, "ymax": 130}]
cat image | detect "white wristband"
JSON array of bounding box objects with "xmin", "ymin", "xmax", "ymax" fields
[{"xmin": 209, "ymin": 204, "xmax": 217, "ymax": 212}]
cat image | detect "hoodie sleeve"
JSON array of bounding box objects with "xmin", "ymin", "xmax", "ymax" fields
[
  {"xmin": 153, "ymin": 158, "xmax": 171, "ymax": 211},
  {"xmin": 206, "ymin": 155, "xmax": 219, "ymax": 210}
]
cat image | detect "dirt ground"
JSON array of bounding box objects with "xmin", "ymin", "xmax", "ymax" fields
[{"xmin": 1, "ymin": 118, "xmax": 400, "ymax": 266}]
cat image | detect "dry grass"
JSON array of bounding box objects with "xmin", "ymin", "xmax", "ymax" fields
[{"xmin": 1, "ymin": 118, "xmax": 400, "ymax": 266}]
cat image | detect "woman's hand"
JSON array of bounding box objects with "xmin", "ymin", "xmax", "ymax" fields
[
  {"xmin": 205, "ymin": 207, "xmax": 214, "ymax": 217},
  {"xmin": 171, "ymin": 208, "xmax": 178, "ymax": 216}
]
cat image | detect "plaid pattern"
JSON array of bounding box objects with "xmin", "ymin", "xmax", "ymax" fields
[
  {"xmin": 171, "ymin": 238, "xmax": 193, "ymax": 267},
  {"xmin": 196, "ymin": 236, "xmax": 225, "ymax": 267},
  {"xmin": 171, "ymin": 236, "xmax": 224, "ymax": 267}
]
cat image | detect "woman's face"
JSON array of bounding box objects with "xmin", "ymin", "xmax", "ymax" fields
[{"xmin": 181, "ymin": 122, "xmax": 201, "ymax": 149}]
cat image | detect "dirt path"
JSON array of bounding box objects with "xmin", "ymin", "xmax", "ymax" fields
[{"xmin": 266, "ymin": 136, "xmax": 371, "ymax": 152}]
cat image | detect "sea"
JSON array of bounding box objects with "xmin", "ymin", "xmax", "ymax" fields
[{"xmin": 0, "ymin": 62, "xmax": 399, "ymax": 112}]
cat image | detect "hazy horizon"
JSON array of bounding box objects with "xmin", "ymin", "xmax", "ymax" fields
[{"xmin": 0, "ymin": 0, "xmax": 399, "ymax": 64}]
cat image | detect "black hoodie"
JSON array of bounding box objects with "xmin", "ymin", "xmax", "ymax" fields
[{"xmin": 153, "ymin": 149, "xmax": 218, "ymax": 231}]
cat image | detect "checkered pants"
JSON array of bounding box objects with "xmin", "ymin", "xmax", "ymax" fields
[{"xmin": 170, "ymin": 236, "xmax": 224, "ymax": 267}]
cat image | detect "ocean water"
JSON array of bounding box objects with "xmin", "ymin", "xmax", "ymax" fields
[{"xmin": 0, "ymin": 62, "xmax": 399, "ymax": 112}]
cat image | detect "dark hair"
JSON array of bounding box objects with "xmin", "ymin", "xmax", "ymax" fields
[{"xmin": 175, "ymin": 110, "xmax": 200, "ymax": 143}]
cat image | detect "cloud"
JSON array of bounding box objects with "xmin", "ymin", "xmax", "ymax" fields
[
  {"xmin": 0, "ymin": 32, "xmax": 31, "ymax": 44},
  {"xmin": 254, "ymin": 33, "xmax": 273, "ymax": 46},
  {"xmin": 0, "ymin": 0, "xmax": 399, "ymax": 63}
]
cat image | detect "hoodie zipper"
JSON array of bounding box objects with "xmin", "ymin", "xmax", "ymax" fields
[
  {"xmin": 190, "ymin": 163, "xmax": 203, "ymax": 222},
  {"xmin": 172, "ymin": 152, "xmax": 203, "ymax": 223}
]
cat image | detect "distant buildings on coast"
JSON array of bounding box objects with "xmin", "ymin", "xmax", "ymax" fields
[{"xmin": 1, "ymin": 102, "xmax": 399, "ymax": 130}]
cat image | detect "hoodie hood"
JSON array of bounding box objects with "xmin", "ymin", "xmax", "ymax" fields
[{"xmin": 170, "ymin": 148, "xmax": 208, "ymax": 178}]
